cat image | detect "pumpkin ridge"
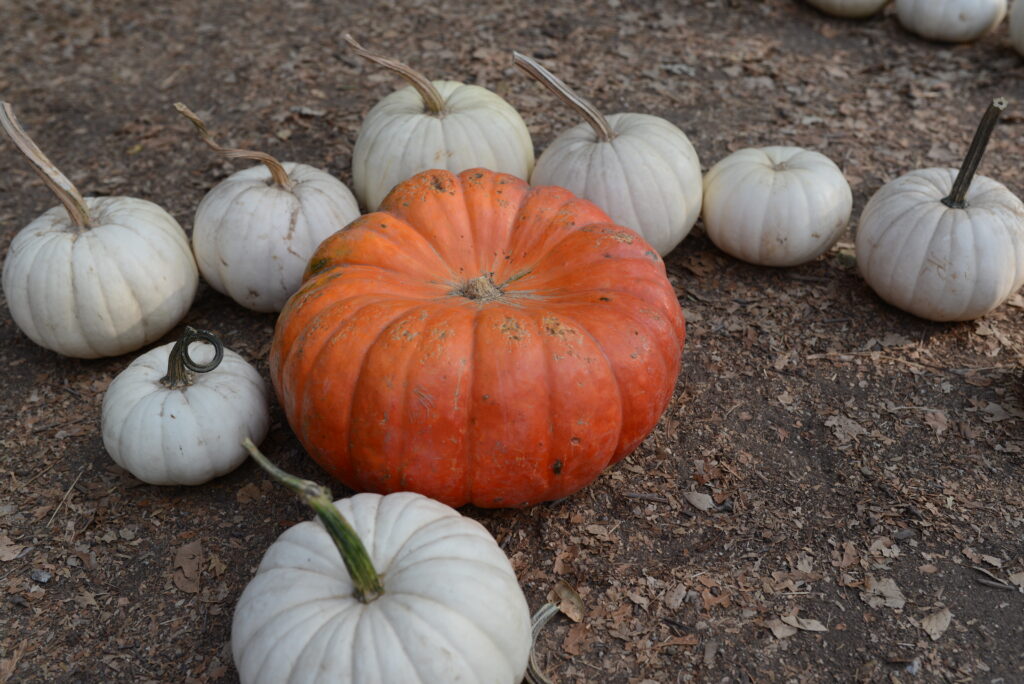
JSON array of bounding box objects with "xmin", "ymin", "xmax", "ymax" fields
[
  {"xmin": 364, "ymin": 606, "xmax": 427, "ymax": 684},
  {"xmin": 73, "ymin": 233, "xmax": 117, "ymax": 354},
  {"xmin": 905, "ymin": 205, "xmax": 957, "ymax": 312},
  {"xmin": 288, "ymin": 598, "xmax": 372, "ymax": 682},
  {"xmin": 101, "ymin": 226, "xmax": 158, "ymax": 341},
  {"xmin": 362, "ymin": 211, "xmax": 459, "ymax": 281},
  {"xmin": 67, "ymin": 234, "xmax": 105, "ymax": 357}
]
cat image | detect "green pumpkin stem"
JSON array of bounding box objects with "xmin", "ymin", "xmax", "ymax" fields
[
  {"xmin": 241, "ymin": 438, "xmax": 385, "ymax": 604},
  {"xmin": 160, "ymin": 326, "xmax": 225, "ymax": 389},
  {"xmin": 174, "ymin": 103, "xmax": 294, "ymax": 190},
  {"xmin": 942, "ymin": 98, "xmax": 1007, "ymax": 209},
  {"xmin": 513, "ymin": 51, "xmax": 616, "ymax": 143},
  {"xmin": 344, "ymin": 34, "xmax": 447, "ymax": 117},
  {"xmin": 0, "ymin": 102, "xmax": 93, "ymax": 229}
]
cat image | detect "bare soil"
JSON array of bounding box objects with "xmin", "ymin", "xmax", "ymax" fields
[{"xmin": 1, "ymin": 1, "xmax": 1023, "ymax": 682}]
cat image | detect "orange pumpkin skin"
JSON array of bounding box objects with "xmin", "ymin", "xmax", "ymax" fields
[{"xmin": 270, "ymin": 168, "xmax": 685, "ymax": 508}]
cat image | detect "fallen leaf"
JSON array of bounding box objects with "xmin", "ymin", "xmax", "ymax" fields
[
  {"xmin": 1008, "ymin": 572, "xmax": 1024, "ymax": 587},
  {"xmin": 780, "ymin": 615, "xmax": 828, "ymax": 632},
  {"xmin": 0, "ymin": 640, "xmax": 28, "ymax": 684},
  {"xmin": 869, "ymin": 537, "xmax": 899, "ymax": 559},
  {"xmin": 920, "ymin": 607, "xmax": 953, "ymax": 641},
  {"xmin": 173, "ymin": 541, "xmax": 203, "ymax": 594},
  {"xmin": 923, "ymin": 410, "xmax": 948, "ymax": 437},
  {"xmin": 561, "ymin": 622, "xmax": 589, "ymax": 656},
  {"xmin": 236, "ymin": 482, "xmax": 262, "ymax": 504},
  {"xmin": 982, "ymin": 555, "xmax": 1003, "ymax": 569},
  {"xmin": 766, "ymin": 619, "xmax": 798, "ymax": 639},
  {"xmin": 548, "ymin": 580, "xmax": 584, "ymax": 622},
  {"xmin": 664, "ymin": 583, "xmax": 687, "ymax": 610},
  {"xmin": 824, "ymin": 415, "xmax": 867, "ymax": 444},
  {"xmin": 835, "ymin": 541, "xmax": 859, "ymax": 569},
  {"xmin": 918, "ymin": 564, "xmax": 939, "ymax": 574},
  {"xmin": 0, "ymin": 535, "xmax": 23, "ymax": 562},
  {"xmin": 683, "ymin": 491, "xmax": 714, "ymax": 512},
  {"xmin": 860, "ymin": 576, "xmax": 906, "ymax": 610},
  {"xmin": 75, "ymin": 590, "xmax": 98, "ymax": 608}
]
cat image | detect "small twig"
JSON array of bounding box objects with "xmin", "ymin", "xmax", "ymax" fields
[
  {"xmin": 47, "ymin": 467, "xmax": 86, "ymax": 527},
  {"xmin": 975, "ymin": 578, "xmax": 1018, "ymax": 591},
  {"xmin": 20, "ymin": 461, "xmax": 56, "ymax": 488},
  {"xmin": 622, "ymin": 492, "xmax": 669, "ymax": 504}
]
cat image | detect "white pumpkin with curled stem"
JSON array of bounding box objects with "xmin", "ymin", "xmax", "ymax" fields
[
  {"xmin": 804, "ymin": 0, "xmax": 889, "ymax": 17},
  {"xmin": 514, "ymin": 52, "xmax": 702, "ymax": 257},
  {"xmin": 101, "ymin": 327, "xmax": 269, "ymax": 485},
  {"xmin": 175, "ymin": 104, "xmax": 359, "ymax": 313},
  {"xmin": 232, "ymin": 440, "xmax": 536, "ymax": 684},
  {"xmin": 702, "ymin": 146, "xmax": 853, "ymax": 267},
  {"xmin": 347, "ymin": 35, "xmax": 534, "ymax": 210},
  {"xmin": 895, "ymin": 0, "xmax": 1007, "ymax": 42},
  {"xmin": 857, "ymin": 99, "xmax": 1024, "ymax": 322},
  {"xmin": 0, "ymin": 102, "xmax": 197, "ymax": 358}
]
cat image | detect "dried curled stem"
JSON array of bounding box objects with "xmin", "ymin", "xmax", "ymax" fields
[
  {"xmin": 513, "ymin": 51, "xmax": 616, "ymax": 143},
  {"xmin": 344, "ymin": 34, "xmax": 447, "ymax": 116}
]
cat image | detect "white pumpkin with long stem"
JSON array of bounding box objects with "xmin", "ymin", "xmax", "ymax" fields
[
  {"xmin": 347, "ymin": 35, "xmax": 534, "ymax": 210},
  {"xmin": 702, "ymin": 146, "xmax": 853, "ymax": 267},
  {"xmin": 1010, "ymin": 0, "xmax": 1024, "ymax": 56},
  {"xmin": 514, "ymin": 52, "xmax": 702, "ymax": 257},
  {"xmin": 805, "ymin": 0, "xmax": 889, "ymax": 18},
  {"xmin": 895, "ymin": 0, "xmax": 1007, "ymax": 42},
  {"xmin": 232, "ymin": 441, "xmax": 533, "ymax": 684},
  {"xmin": 0, "ymin": 103, "xmax": 198, "ymax": 358},
  {"xmin": 101, "ymin": 327, "xmax": 269, "ymax": 485},
  {"xmin": 857, "ymin": 99, "xmax": 1024, "ymax": 321},
  {"xmin": 175, "ymin": 104, "xmax": 359, "ymax": 313}
]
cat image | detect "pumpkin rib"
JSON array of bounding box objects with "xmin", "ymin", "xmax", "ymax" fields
[
  {"xmin": 367, "ymin": 608, "xmax": 428, "ymax": 684},
  {"xmin": 71, "ymin": 234, "xmax": 115, "ymax": 355}
]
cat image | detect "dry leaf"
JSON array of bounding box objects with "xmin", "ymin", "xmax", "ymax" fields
[
  {"xmin": 780, "ymin": 615, "xmax": 828, "ymax": 632},
  {"xmin": 0, "ymin": 640, "xmax": 28, "ymax": 684},
  {"xmin": 547, "ymin": 580, "xmax": 584, "ymax": 622},
  {"xmin": 683, "ymin": 491, "xmax": 715, "ymax": 511},
  {"xmin": 836, "ymin": 541, "xmax": 859, "ymax": 569},
  {"xmin": 0, "ymin": 535, "xmax": 23, "ymax": 562},
  {"xmin": 561, "ymin": 622, "xmax": 589, "ymax": 656},
  {"xmin": 824, "ymin": 415, "xmax": 867, "ymax": 444},
  {"xmin": 920, "ymin": 607, "xmax": 952, "ymax": 641},
  {"xmin": 236, "ymin": 482, "xmax": 262, "ymax": 504},
  {"xmin": 766, "ymin": 619, "xmax": 798, "ymax": 639},
  {"xmin": 173, "ymin": 541, "xmax": 203, "ymax": 594},
  {"xmin": 923, "ymin": 410, "xmax": 948, "ymax": 437},
  {"xmin": 664, "ymin": 583, "xmax": 687, "ymax": 610},
  {"xmin": 860, "ymin": 576, "xmax": 906, "ymax": 610},
  {"xmin": 982, "ymin": 555, "xmax": 1003, "ymax": 568},
  {"xmin": 918, "ymin": 564, "xmax": 939, "ymax": 574}
]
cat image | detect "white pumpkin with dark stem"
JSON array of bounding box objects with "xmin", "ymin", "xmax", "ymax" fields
[
  {"xmin": 515, "ymin": 52, "xmax": 702, "ymax": 257},
  {"xmin": 175, "ymin": 104, "xmax": 359, "ymax": 313},
  {"xmin": 232, "ymin": 441, "xmax": 534, "ymax": 684},
  {"xmin": 702, "ymin": 146, "xmax": 853, "ymax": 267},
  {"xmin": 805, "ymin": 0, "xmax": 889, "ymax": 18},
  {"xmin": 347, "ymin": 35, "xmax": 534, "ymax": 210},
  {"xmin": 101, "ymin": 327, "xmax": 269, "ymax": 485},
  {"xmin": 895, "ymin": 0, "xmax": 1007, "ymax": 42},
  {"xmin": 0, "ymin": 103, "xmax": 198, "ymax": 358},
  {"xmin": 857, "ymin": 99, "xmax": 1024, "ymax": 321}
]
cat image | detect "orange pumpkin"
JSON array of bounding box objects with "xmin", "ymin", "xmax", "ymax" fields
[{"xmin": 270, "ymin": 168, "xmax": 685, "ymax": 507}]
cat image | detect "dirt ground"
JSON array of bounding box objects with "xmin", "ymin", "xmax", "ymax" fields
[{"xmin": 1, "ymin": 0, "xmax": 1023, "ymax": 682}]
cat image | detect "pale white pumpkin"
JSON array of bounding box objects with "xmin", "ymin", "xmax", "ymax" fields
[
  {"xmin": 857, "ymin": 100, "xmax": 1024, "ymax": 321},
  {"xmin": 347, "ymin": 36, "xmax": 534, "ymax": 210},
  {"xmin": 516, "ymin": 52, "xmax": 701, "ymax": 256},
  {"xmin": 895, "ymin": 0, "xmax": 1007, "ymax": 42},
  {"xmin": 702, "ymin": 146, "xmax": 853, "ymax": 267},
  {"xmin": 232, "ymin": 443, "xmax": 532, "ymax": 684},
  {"xmin": 1010, "ymin": 0, "xmax": 1024, "ymax": 55},
  {"xmin": 176, "ymin": 104, "xmax": 360, "ymax": 312},
  {"xmin": 0, "ymin": 103, "xmax": 198, "ymax": 358},
  {"xmin": 101, "ymin": 328, "xmax": 269, "ymax": 485},
  {"xmin": 805, "ymin": 0, "xmax": 889, "ymax": 18}
]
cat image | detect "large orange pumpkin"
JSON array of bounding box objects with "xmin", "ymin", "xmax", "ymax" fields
[{"xmin": 270, "ymin": 168, "xmax": 685, "ymax": 507}]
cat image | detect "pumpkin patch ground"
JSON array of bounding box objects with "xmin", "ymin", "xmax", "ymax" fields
[{"xmin": 1, "ymin": 1, "xmax": 1023, "ymax": 682}]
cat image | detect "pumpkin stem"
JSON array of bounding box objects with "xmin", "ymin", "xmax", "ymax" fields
[
  {"xmin": 526, "ymin": 580, "xmax": 583, "ymax": 684},
  {"xmin": 513, "ymin": 52, "xmax": 616, "ymax": 143},
  {"xmin": 160, "ymin": 326, "xmax": 225, "ymax": 389},
  {"xmin": 174, "ymin": 103, "xmax": 294, "ymax": 190},
  {"xmin": 241, "ymin": 438, "xmax": 385, "ymax": 604},
  {"xmin": 0, "ymin": 102, "xmax": 93, "ymax": 229},
  {"xmin": 344, "ymin": 34, "xmax": 447, "ymax": 117},
  {"xmin": 942, "ymin": 98, "xmax": 1007, "ymax": 209},
  {"xmin": 458, "ymin": 274, "xmax": 504, "ymax": 301}
]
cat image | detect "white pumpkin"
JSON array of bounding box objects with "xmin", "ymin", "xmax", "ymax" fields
[
  {"xmin": 233, "ymin": 442, "xmax": 532, "ymax": 684},
  {"xmin": 515, "ymin": 52, "xmax": 702, "ymax": 256},
  {"xmin": 895, "ymin": 0, "xmax": 1007, "ymax": 42},
  {"xmin": 1010, "ymin": 0, "xmax": 1024, "ymax": 55},
  {"xmin": 176, "ymin": 104, "xmax": 360, "ymax": 312},
  {"xmin": 857, "ymin": 100, "xmax": 1024, "ymax": 321},
  {"xmin": 101, "ymin": 327, "xmax": 269, "ymax": 485},
  {"xmin": 0, "ymin": 103, "xmax": 198, "ymax": 358},
  {"xmin": 347, "ymin": 35, "xmax": 534, "ymax": 210},
  {"xmin": 702, "ymin": 146, "xmax": 853, "ymax": 267},
  {"xmin": 805, "ymin": 0, "xmax": 889, "ymax": 18}
]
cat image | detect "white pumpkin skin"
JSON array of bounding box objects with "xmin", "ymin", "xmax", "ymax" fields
[
  {"xmin": 192, "ymin": 162, "xmax": 359, "ymax": 312},
  {"xmin": 101, "ymin": 339, "xmax": 269, "ymax": 485},
  {"xmin": 895, "ymin": 0, "xmax": 1007, "ymax": 42},
  {"xmin": 232, "ymin": 491, "xmax": 532, "ymax": 684},
  {"xmin": 702, "ymin": 146, "xmax": 853, "ymax": 267},
  {"xmin": 805, "ymin": 0, "xmax": 889, "ymax": 18},
  {"xmin": 1010, "ymin": 0, "xmax": 1024, "ymax": 55},
  {"xmin": 352, "ymin": 81, "xmax": 535, "ymax": 210},
  {"xmin": 2, "ymin": 197, "xmax": 198, "ymax": 358},
  {"xmin": 856, "ymin": 168, "xmax": 1024, "ymax": 321},
  {"xmin": 531, "ymin": 113, "xmax": 702, "ymax": 256}
]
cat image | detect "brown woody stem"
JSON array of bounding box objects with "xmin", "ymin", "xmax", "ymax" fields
[
  {"xmin": 174, "ymin": 103, "xmax": 293, "ymax": 189},
  {"xmin": 344, "ymin": 34, "xmax": 446, "ymax": 116},
  {"xmin": 458, "ymin": 274, "xmax": 504, "ymax": 301},
  {"xmin": 160, "ymin": 326, "xmax": 224, "ymax": 389},
  {"xmin": 241, "ymin": 439, "xmax": 385, "ymax": 603},
  {"xmin": 0, "ymin": 102, "xmax": 93, "ymax": 229},
  {"xmin": 513, "ymin": 51, "xmax": 616, "ymax": 143},
  {"xmin": 942, "ymin": 98, "xmax": 1007, "ymax": 209}
]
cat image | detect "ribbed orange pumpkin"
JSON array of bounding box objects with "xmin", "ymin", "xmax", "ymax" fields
[{"xmin": 270, "ymin": 168, "xmax": 685, "ymax": 507}]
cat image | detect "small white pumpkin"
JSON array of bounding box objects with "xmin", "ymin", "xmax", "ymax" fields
[
  {"xmin": 895, "ymin": 0, "xmax": 1007, "ymax": 42},
  {"xmin": 1010, "ymin": 0, "xmax": 1024, "ymax": 55},
  {"xmin": 175, "ymin": 104, "xmax": 360, "ymax": 313},
  {"xmin": 805, "ymin": 0, "xmax": 889, "ymax": 18},
  {"xmin": 232, "ymin": 442, "xmax": 533, "ymax": 684},
  {"xmin": 347, "ymin": 35, "xmax": 534, "ymax": 210},
  {"xmin": 0, "ymin": 103, "xmax": 198, "ymax": 358},
  {"xmin": 702, "ymin": 146, "xmax": 853, "ymax": 267},
  {"xmin": 515, "ymin": 52, "xmax": 702, "ymax": 257},
  {"xmin": 857, "ymin": 99, "xmax": 1024, "ymax": 321},
  {"xmin": 101, "ymin": 327, "xmax": 269, "ymax": 485}
]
